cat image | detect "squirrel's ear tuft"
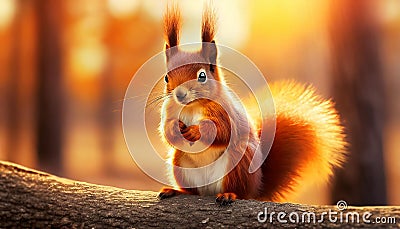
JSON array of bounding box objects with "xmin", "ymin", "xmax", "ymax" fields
[
  {"xmin": 164, "ymin": 4, "xmax": 181, "ymax": 60},
  {"xmin": 201, "ymin": 4, "xmax": 217, "ymax": 65},
  {"xmin": 201, "ymin": 4, "xmax": 216, "ymax": 43}
]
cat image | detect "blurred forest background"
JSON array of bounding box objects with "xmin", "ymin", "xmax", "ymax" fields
[{"xmin": 0, "ymin": 0, "xmax": 399, "ymax": 205}]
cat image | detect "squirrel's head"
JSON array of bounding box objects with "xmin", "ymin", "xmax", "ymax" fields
[{"xmin": 163, "ymin": 5, "xmax": 221, "ymax": 105}]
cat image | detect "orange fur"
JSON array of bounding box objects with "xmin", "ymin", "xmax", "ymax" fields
[{"xmin": 257, "ymin": 81, "xmax": 347, "ymax": 201}]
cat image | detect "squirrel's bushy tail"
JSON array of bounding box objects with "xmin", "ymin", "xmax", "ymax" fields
[{"xmin": 258, "ymin": 80, "xmax": 347, "ymax": 201}]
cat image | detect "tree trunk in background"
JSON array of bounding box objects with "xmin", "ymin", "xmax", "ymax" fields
[
  {"xmin": 99, "ymin": 55, "xmax": 116, "ymax": 173},
  {"xmin": 35, "ymin": 1, "xmax": 64, "ymax": 175},
  {"xmin": 5, "ymin": 0, "xmax": 22, "ymax": 163},
  {"xmin": 329, "ymin": 0, "xmax": 387, "ymax": 205},
  {"xmin": 99, "ymin": 11, "xmax": 117, "ymax": 174}
]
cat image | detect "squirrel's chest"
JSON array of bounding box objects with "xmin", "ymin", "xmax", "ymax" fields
[
  {"xmin": 178, "ymin": 147, "xmax": 228, "ymax": 196},
  {"xmin": 179, "ymin": 105, "xmax": 204, "ymax": 126}
]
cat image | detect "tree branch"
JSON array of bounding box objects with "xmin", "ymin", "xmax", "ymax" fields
[{"xmin": 0, "ymin": 161, "xmax": 398, "ymax": 228}]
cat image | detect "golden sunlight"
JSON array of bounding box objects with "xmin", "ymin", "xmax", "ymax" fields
[
  {"xmin": 69, "ymin": 45, "xmax": 107, "ymax": 80},
  {"xmin": 107, "ymin": 0, "xmax": 140, "ymax": 18},
  {"xmin": 0, "ymin": 0, "xmax": 16, "ymax": 29},
  {"xmin": 250, "ymin": 0, "xmax": 327, "ymax": 38}
]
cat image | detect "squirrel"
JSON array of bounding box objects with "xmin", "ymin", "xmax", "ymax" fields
[{"xmin": 157, "ymin": 5, "xmax": 346, "ymax": 205}]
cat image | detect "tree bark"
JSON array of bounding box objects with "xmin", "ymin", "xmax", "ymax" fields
[{"xmin": 0, "ymin": 161, "xmax": 398, "ymax": 228}]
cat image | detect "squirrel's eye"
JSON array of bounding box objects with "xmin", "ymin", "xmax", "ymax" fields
[
  {"xmin": 198, "ymin": 70, "xmax": 207, "ymax": 83},
  {"xmin": 164, "ymin": 75, "xmax": 169, "ymax": 83}
]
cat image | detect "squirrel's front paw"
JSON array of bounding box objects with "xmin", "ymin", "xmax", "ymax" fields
[
  {"xmin": 180, "ymin": 125, "xmax": 201, "ymax": 142},
  {"xmin": 216, "ymin": 193, "xmax": 237, "ymax": 206},
  {"xmin": 158, "ymin": 187, "xmax": 182, "ymax": 199},
  {"xmin": 164, "ymin": 120, "xmax": 186, "ymax": 145}
]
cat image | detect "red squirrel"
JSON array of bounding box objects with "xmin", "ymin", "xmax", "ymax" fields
[{"xmin": 157, "ymin": 5, "xmax": 346, "ymax": 205}]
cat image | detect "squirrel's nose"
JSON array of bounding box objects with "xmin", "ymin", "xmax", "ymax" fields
[{"xmin": 175, "ymin": 91, "xmax": 187, "ymax": 101}]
